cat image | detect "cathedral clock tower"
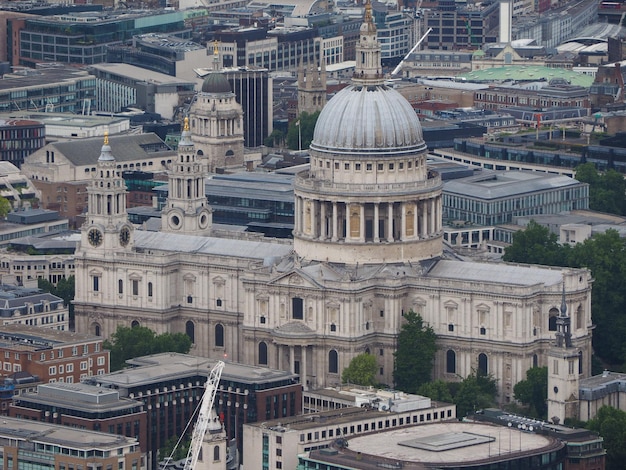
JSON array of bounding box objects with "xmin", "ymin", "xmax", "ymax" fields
[
  {"xmin": 547, "ymin": 283, "xmax": 580, "ymax": 424},
  {"xmin": 161, "ymin": 117, "xmax": 212, "ymax": 236},
  {"xmin": 82, "ymin": 133, "xmax": 133, "ymax": 253}
]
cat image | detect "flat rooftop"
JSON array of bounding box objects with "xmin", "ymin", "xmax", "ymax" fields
[
  {"xmin": 0, "ymin": 416, "xmax": 138, "ymax": 449},
  {"xmin": 0, "ymin": 67, "xmax": 93, "ymax": 92},
  {"xmin": 443, "ymin": 169, "xmax": 582, "ymax": 200},
  {"xmin": 96, "ymin": 353, "xmax": 298, "ymax": 388},
  {"xmin": 0, "ymin": 324, "xmax": 101, "ymax": 349},
  {"xmin": 89, "ymin": 63, "xmax": 195, "ymax": 86},
  {"xmin": 344, "ymin": 422, "xmax": 558, "ymax": 465}
]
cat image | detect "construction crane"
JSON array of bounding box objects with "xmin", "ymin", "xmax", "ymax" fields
[
  {"xmin": 182, "ymin": 361, "xmax": 225, "ymax": 470},
  {"xmin": 391, "ymin": 27, "xmax": 432, "ymax": 76}
]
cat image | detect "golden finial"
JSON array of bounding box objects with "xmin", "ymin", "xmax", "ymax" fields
[
  {"xmin": 104, "ymin": 131, "xmax": 109, "ymax": 146},
  {"xmin": 183, "ymin": 116, "xmax": 190, "ymax": 132},
  {"xmin": 364, "ymin": 0, "xmax": 372, "ymax": 23},
  {"xmin": 213, "ymin": 40, "xmax": 219, "ymax": 56}
]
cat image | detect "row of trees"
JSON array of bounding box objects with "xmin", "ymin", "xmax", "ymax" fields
[{"xmin": 342, "ymin": 311, "xmax": 499, "ymax": 419}]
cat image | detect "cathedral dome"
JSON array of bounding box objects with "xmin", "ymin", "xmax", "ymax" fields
[
  {"xmin": 201, "ymin": 72, "xmax": 231, "ymax": 94},
  {"xmin": 310, "ymin": 83, "xmax": 425, "ymax": 155}
]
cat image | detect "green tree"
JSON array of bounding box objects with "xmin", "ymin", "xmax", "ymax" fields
[
  {"xmin": 0, "ymin": 197, "xmax": 10, "ymax": 218},
  {"xmin": 418, "ymin": 379, "xmax": 453, "ymax": 403},
  {"xmin": 513, "ymin": 366, "xmax": 547, "ymax": 419},
  {"xmin": 586, "ymin": 406, "xmax": 626, "ymax": 470},
  {"xmin": 342, "ymin": 353, "xmax": 378, "ymax": 386},
  {"xmin": 103, "ymin": 325, "xmax": 192, "ymax": 371},
  {"xmin": 264, "ymin": 129, "xmax": 285, "ymax": 148},
  {"xmin": 453, "ymin": 371, "xmax": 498, "ymax": 418},
  {"xmin": 503, "ymin": 220, "xmax": 567, "ymax": 266},
  {"xmin": 575, "ymin": 163, "xmax": 626, "ymax": 215},
  {"xmin": 393, "ymin": 311, "xmax": 437, "ymax": 393},
  {"xmin": 287, "ymin": 111, "xmax": 319, "ymax": 150},
  {"xmin": 159, "ymin": 435, "xmax": 190, "ymax": 463}
]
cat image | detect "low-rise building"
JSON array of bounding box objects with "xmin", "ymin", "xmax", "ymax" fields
[
  {"xmin": 0, "ymin": 209, "xmax": 69, "ymax": 250},
  {"xmin": 442, "ymin": 170, "xmax": 589, "ymax": 226},
  {"xmin": 10, "ymin": 382, "xmax": 148, "ymax": 455},
  {"xmin": 85, "ymin": 353, "xmax": 301, "ymax": 470},
  {"xmin": 245, "ymin": 395, "xmax": 456, "ymax": 470},
  {"xmin": 0, "ymin": 324, "xmax": 108, "ymax": 382},
  {"xmin": 0, "ymin": 416, "xmax": 144, "ymax": 469},
  {"xmin": 0, "ymin": 284, "xmax": 68, "ymax": 330},
  {"xmin": 21, "ymin": 133, "xmax": 176, "ymax": 228},
  {"xmin": 0, "ymin": 162, "xmax": 40, "ymax": 210},
  {"xmin": 0, "ymin": 119, "xmax": 45, "ymax": 168}
]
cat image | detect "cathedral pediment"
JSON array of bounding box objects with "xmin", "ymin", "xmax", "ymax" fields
[
  {"xmin": 273, "ymin": 321, "xmax": 316, "ymax": 340},
  {"xmin": 268, "ymin": 270, "xmax": 323, "ymax": 289}
]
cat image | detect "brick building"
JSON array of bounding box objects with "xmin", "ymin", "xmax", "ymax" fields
[{"xmin": 0, "ymin": 324, "xmax": 108, "ymax": 382}]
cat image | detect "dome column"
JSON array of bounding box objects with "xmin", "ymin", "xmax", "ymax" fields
[
  {"xmin": 420, "ymin": 201, "xmax": 427, "ymax": 238},
  {"xmin": 387, "ymin": 202, "xmax": 393, "ymax": 243},
  {"xmin": 319, "ymin": 201, "xmax": 327, "ymax": 239},
  {"xmin": 374, "ymin": 203, "xmax": 380, "ymax": 242},
  {"xmin": 332, "ymin": 202, "xmax": 338, "ymax": 242},
  {"xmin": 401, "ymin": 202, "xmax": 407, "ymax": 241},
  {"xmin": 359, "ymin": 204, "xmax": 365, "ymax": 243}
]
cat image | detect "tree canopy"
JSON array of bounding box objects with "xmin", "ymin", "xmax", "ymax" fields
[
  {"xmin": 393, "ymin": 311, "xmax": 437, "ymax": 393},
  {"xmin": 103, "ymin": 325, "xmax": 192, "ymax": 371},
  {"xmin": 0, "ymin": 197, "xmax": 10, "ymax": 218},
  {"xmin": 586, "ymin": 406, "xmax": 626, "ymax": 470},
  {"xmin": 504, "ymin": 222, "xmax": 626, "ymax": 369},
  {"xmin": 513, "ymin": 366, "xmax": 548, "ymax": 419},
  {"xmin": 342, "ymin": 353, "xmax": 378, "ymax": 386},
  {"xmin": 575, "ymin": 163, "xmax": 626, "ymax": 216},
  {"xmin": 287, "ymin": 111, "xmax": 319, "ymax": 150},
  {"xmin": 453, "ymin": 371, "xmax": 498, "ymax": 418}
]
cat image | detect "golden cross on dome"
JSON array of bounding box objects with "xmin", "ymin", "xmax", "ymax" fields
[
  {"xmin": 184, "ymin": 116, "xmax": 190, "ymax": 131},
  {"xmin": 104, "ymin": 131, "xmax": 109, "ymax": 146},
  {"xmin": 364, "ymin": 0, "xmax": 373, "ymax": 23},
  {"xmin": 214, "ymin": 40, "xmax": 219, "ymax": 56}
]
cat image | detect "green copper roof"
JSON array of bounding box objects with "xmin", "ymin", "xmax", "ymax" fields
[{"xmin": 459, "ymin": 66, "xmax": 594, "ymax": 87}]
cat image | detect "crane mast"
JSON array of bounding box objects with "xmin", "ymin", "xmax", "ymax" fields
[{"xmin": 183, "ymin": 361, "xmax": 225, "ymax": 470}]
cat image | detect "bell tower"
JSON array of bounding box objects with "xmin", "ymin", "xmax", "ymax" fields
[
  {"xmin": 162, "ymin": 117, "xmax": 212, "ymax": 236},
  {"xmin": 297, "ymin": 60, "xmax": 327, "ymax": 116},
  {"xmin": 82, "ymin": 132, "xmax": 133, "ymax": 253},
  {"xmin": 547, "ymin": 282, "xmax": 580, "ymax": 424}
]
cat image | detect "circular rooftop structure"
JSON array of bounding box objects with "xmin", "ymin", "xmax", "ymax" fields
[
  {"xmin": 311, "ymin": 83, "xmax": 426, "ymax": 156},
  {"xmin": 328, "ymin": 422, "xmax": 563, "ymax": 468},
  {"xmin": 201, "ymin": 72, "xmax": 231, "ymax": 94}
]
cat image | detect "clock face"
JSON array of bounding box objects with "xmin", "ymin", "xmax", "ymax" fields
[
  {"xmin": 88, "ymin": 228, "xmax": 103, "ymax": 247},
  {"xmin": 119, "ymin": 227, "xmax": 131, "ymax": 247}
]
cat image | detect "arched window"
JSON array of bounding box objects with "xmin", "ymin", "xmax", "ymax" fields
[
  {"xmin": 94, "ymin": 324, "xmax": 101, "ymax": 337},
  {"xmin": 148, "ymin": 282, "xmax": 153, "ymax": 298},
  {"xmin": 213, "ymin": 446, "xmax": 220, "ymax": 461},
  {"xmin": 259, "ymin": 342, "xmax": 268, "ymax": 365},
  {"xmin": 186, "ymin": 321, "xmax": 195, "ymax": 344},
  {"xmin": 533, "ymin": 354, "xmax": 538, "ymax": 368},
  {"xmin": 549, "ymin": 307, "xmax": 559, "ymax": 331},
  {"xmin": 215, "ymin": 324, "xmax": 224, "ymax": 347},
  {"xmin": 118, "ymin": 279, "xmax": 123, "ymax": 294},
  {"xmin": 478, "ymin": 353, "xmax": 488, "ymax": 376},
  {"xmin": 578, "ymin": 350, "xmax": 583, "ymax": 375},
  {"xmin": 446, "ymin": 350, "xmax": 456, "ymax": 374},
  {"xmin": 216, "ymin": 298, "xmax": 222, "ymax": 307},
  {"xmin": 329, "ymin": 350, "xmax": 338, "ymax": 374},
  {"xmin": 131, "ymin": 320, "xmax": 140, "ymax": 328}
]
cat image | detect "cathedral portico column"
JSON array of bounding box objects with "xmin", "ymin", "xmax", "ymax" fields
[
  {"xmin": 421, "ymin": 201, "xmax": 427, "ymax": 238},
  {"xmin": 310, "ymin": 200, "xmax": 316, "ymax": 239},
  {"xmin": 374, "ymin": 203, "xmax": 380, "ymax": 242},
  {"xmin": 359, "ymin": 204, "xmax": 365, "ymax": 242},
  {"xmin": 332, "ymin": 202, "xmax": 338, "ymax": 241},
  {"xmin": 413, "ymin": 201, "xmax": 418, "ymax": 239},
  {"xmin": 278, "ymin": 344, "xmax": 283, "ymax": 370},
  {"xmin": 302, "ymin": 345, "xmax": 308, "ymax": 390},
  {"xmin": 290, "ymin": 345, "xmax": 295, "ymax": 374},
  {"xmin": 387, "ymin": 203, "xmax": 393, "ymax": 242}
]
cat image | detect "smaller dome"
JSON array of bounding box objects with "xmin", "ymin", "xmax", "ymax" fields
[{"xmin": 201, "ymin": 72, "xmax": 231, "ymax": 94}]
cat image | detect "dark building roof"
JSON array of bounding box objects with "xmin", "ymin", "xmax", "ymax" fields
[
  {"xmin": 47, "ymin": 133, "xmax": 174, "ymax": 166},
  {"xmin": 201, "ymin": 72, "xmax": 232, "ymax": 93}
]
